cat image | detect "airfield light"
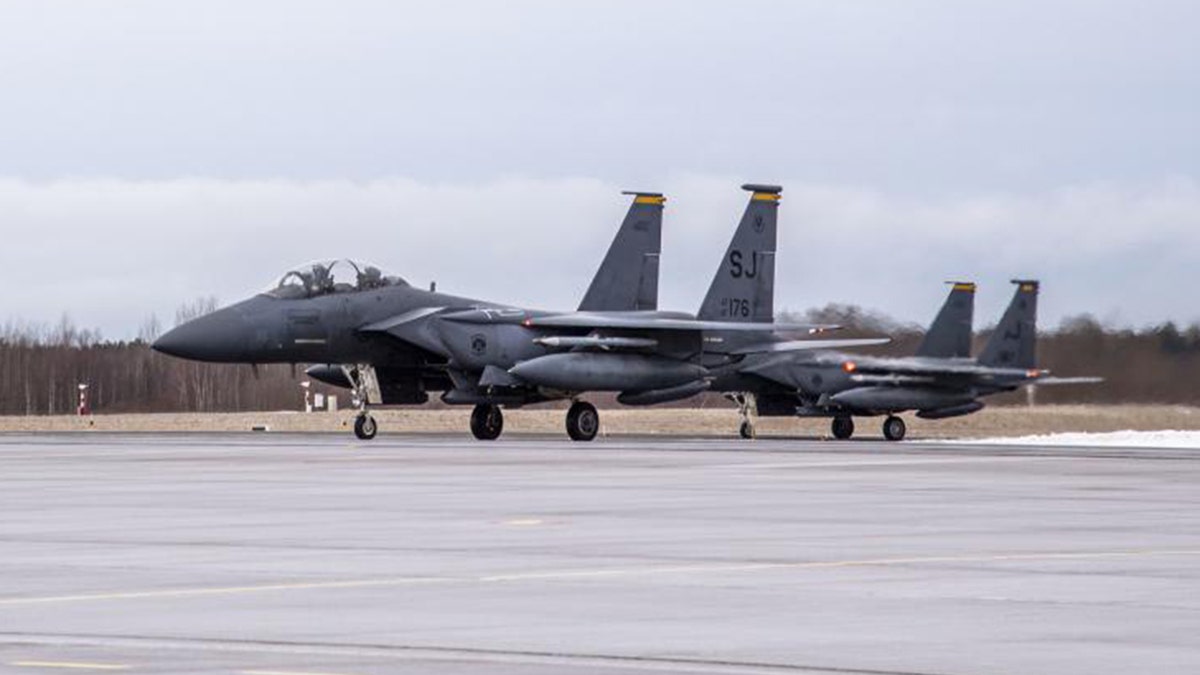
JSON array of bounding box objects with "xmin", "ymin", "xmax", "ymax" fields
[{"xmin": 77, "ymin": 383, "xmax": 90, "ymax": 416}]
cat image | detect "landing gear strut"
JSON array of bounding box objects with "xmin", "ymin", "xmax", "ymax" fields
[
  {"xmin": 882, "ymin": 415, "xmax": 907, "ymax": 441},
  {"xmin": 566, "ymin": 401, "xmax": 599, "ymax": 442},
  {"xmin": 729, "ymin": 393, "xmax": 756, "ymax": 439},
  {"xmin": 739, "ymin": 420, "xmax": 755, "ymax": 440},
  {"xmin": 831, "ymin": 416, "xmax": 854, "ymax": 440},
  {"xmin": 343, "ymin": 364, "xmax": 382, "ymax": 441},
  {"xmin": 470, "ymin": 403, "xmax": 504, "ymax": 441}
]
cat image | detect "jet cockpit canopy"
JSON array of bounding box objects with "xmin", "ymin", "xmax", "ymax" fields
[{"xmin": 264, "ymin": 260, "xmax": 407, "ymax": 299}]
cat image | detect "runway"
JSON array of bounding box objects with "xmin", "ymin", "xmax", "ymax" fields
[{"xmin": 0, "ymin": 434, "xmax": 1197, "ymax": 674}]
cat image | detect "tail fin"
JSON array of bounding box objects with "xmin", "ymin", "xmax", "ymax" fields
[
  {"xmin": 577, "ymin": 192, "xmax": 664, "ymax": 311},
  {"xmin": 978, "ymin": 280, "xmax": 1039, "ymax": 369},
  {"xmin": 697, "ymin": 184, "xmax": 780, "ymax": 322},
  {"xmin": 915, "ymin": 282, "xmax": 976, "ymax": 358}
]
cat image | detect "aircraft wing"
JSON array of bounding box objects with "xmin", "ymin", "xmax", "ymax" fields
[
  {"xmin": 844, "ymin": 360, "xmax": 1102, "ymax": 387},
  {"xmin": 522, "ymin": 312, "xmax": 839, "ymax": 334},
  {"xmin": 843, "ymin": 357, "xmax": 1037, "ymax": 380},
  {"xmin": 731, "ymin": 337, "xmax": 890, "ymax": 354}
]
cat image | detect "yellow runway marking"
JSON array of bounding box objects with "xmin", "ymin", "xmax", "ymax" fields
[
  {"xmin": 503, "ymin": 518, "xmax": 545, "ymax": 526},
  {"xmin": 1, "ymin": 549, "xmax": 1197, "ymax": 607},
  {"xmin": 0, "ymin": 576, "xmax": 449, "ymax": 607},
  {"xmin": 10, "ymin": 662, "xmax": 129, "ymax": 671}
]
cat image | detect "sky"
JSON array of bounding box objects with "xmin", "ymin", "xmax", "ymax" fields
[{"xmin": 1, "ymin": 0, "xmax": 1197, "ymax": 337}]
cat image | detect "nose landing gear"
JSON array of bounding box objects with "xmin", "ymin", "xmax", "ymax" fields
[
  {"xmin": 728, "ymin": 393, "xmax": 757, "ymax": 439},
  {"xmin": 343, "ymin": 364, "xmax": 383, "ymax": 441},
  {"xmin": 353, "ymin": 413, "xmax": 378, "ymax": 440}
]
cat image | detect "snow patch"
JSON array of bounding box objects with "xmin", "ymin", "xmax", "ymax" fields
[{"xmin": 953, "ymin": 430, "xmax": 1200, "ymax": 449}]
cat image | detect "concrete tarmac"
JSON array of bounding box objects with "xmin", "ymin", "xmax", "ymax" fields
[{"xmin": 0, "ymin": 433, "xmax": 1198, "ymax": 674}]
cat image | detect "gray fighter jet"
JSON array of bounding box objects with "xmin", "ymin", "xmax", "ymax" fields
[
  {"xmin": 736, "ymin": 280, "xmax": 1101, "ymax": 441},
  {"xmin": 153, "ymin": 185, "xmax": 880, "ymax": 440}
]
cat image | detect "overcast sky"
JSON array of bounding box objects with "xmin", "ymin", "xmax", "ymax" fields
[{"xmin": 2, "ymin": 0, "xmax": 1197, "ymax": 337}]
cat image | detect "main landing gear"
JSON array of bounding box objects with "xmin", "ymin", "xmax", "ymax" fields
[
  {"xmin": 830, "ymin": 415, "xmax": 906, "ymax": 441},
  {"xmin": 882, "ymin": 415, "xmax": 907, "ymax": 442},
  {"xmin": 831, "ymin": 416, "xmax": 854, "ymax": 440},
  {"xmin": 468, "ymin": 400, "xmax": 598, "ymax": 442},
  {"xmin": 566, "ymin": 400, "xmax": 599, "ymax": 442},
  {"xmin": 344, "ymin": 364, "xmax": 383, "ymax": 441},
  {"xmin": 470, "ymin": 403, "xmax": 504, "ymax": 441}
]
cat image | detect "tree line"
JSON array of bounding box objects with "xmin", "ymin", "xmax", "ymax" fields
[
  {"xmin": 0, "ymin": 301, "xmax": 303, "ymax": 415},
  {"xmin": 1, "ymin": 304, "xmax": 1198, "ymax": 415}
]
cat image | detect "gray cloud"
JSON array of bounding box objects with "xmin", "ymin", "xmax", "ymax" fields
[
  {"xmin": 0, "ymin": 1, "xmax": 1196, "ymax": 334},
  {"xmin": 1, "ymin": 175, "xmax": 1196, "ymax": 337}
]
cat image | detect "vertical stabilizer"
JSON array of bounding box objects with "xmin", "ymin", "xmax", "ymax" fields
[
  {"xmin": 915, "ymin": 282, "xmax": 976, "ymax": 358},
  {"xmin": 578, "ymin": 192, "xmax": 664, "ymax": 311},
  {"xmin": 697, "ymin": 184, "xmax": 780, "ymax": 322},
  {"xmin": 978, "ymin": 280, "xmax": 1039, "ymax": 369}
]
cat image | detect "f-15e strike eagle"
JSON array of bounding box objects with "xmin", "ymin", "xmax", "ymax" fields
[
  {"xmin": 732, "ymin": 280, "xmax": 1102, "ymax": 441},
  {"xmin": 153, "ymin": 185, "xmax": 885, "ymax": 440},
  {"xmin": 153, "ymin": 186, "xmax": 1098, "ymax": 441}
]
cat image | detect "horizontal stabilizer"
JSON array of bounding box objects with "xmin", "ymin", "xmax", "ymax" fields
[{"xmin": 1026, "ymin": 376, "xmax": 1105, "ymax": 386}]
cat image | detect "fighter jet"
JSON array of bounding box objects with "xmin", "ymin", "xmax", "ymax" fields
[
  {"xmin": 154, "ymin": 185, "xmax": 879, "ymax": 440},
  {"xmin": 736, "ymin": 280, "xmax": 1101, "ymax": 441}
]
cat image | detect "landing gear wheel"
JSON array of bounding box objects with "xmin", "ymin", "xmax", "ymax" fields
[
  {"xmin": 882, "ymin": 415, "xmax": 906, "ymax": 442},
  {"xmin": 831, "ymin": 416, "xmax": 854, "ymax": 440},
  {"xmin": 566, "ymin": 401, "xmax": 599, "ymax": 442},
  {"xmin": 739, "ymin": 420, "xmax": 756, "ymax": 439},
  {"xmin": 354, "ymin": 414, "xmax": 378, "ymax": 440},
  {"xmin": 470, "ymin": 404, "xmax": 504, "ymax": 441}
]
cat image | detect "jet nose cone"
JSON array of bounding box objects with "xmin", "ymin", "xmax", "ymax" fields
[{"xmin": 152, "ymin": 307, "xmax": 249, "ymax": 362}]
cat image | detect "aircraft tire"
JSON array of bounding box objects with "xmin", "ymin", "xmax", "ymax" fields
[
  {"xmin": 831, "ymin": 416, "xmax": 854, "ymax": 440},
  {"xmin": 883, "ymin": 415, "xmax": 906, "ymax": 442},
  {"xmin": 566, "ymin": 401, "xmax": 599, "ymax": 442},
  {"xmin": 739, "ymin": 420, "xmax": 755, "ymax": 439},
  {"xmin": 470, "ymin": 404, "xmax": 504, "ymax": 441},
  {"xmin": 354, "ymin": 414, "xmax": 378, "ymax": 440}
]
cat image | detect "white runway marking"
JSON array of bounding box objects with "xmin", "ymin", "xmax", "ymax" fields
[{"xmin": 2, "ymin": 548, "xmax": 1196, "ymax": 608}]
